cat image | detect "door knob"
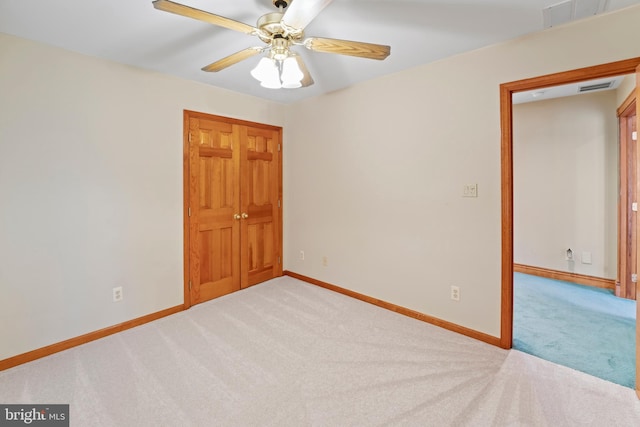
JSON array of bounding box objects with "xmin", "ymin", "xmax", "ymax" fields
[
  {"xmin": 241, "ymin": 213, "xmax": 249, "ymax": 219},
  {"xmin": 233, "ymin": 214, "xmax": 241, "ymax": 220}
]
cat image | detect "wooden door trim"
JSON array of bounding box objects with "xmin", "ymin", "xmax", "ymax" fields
[
  {"xmin": 636, "ymin": 63, "xmax": 640, "ymax": 400},
  {"xmin": 277, "ymin": 127, "xmax": 283, "ymax": 277},
  {"xmin": 500, "ymin": 57, "xmax": 640, "ymax": 351},
  {"xmin": 183, "ymin": 111, "xmax": 191, "ymax": 309},
  {"xmin": 618, "ymin": 95, "xmax": 637, "ymax": 300},
  {"xmin": 618, "ymin": 88, "xmax": 637, "ymax": 116},
  {"xmin": 184, "ymin": 110, "xmax": 282, "ymax": 132},
  {"xmin": 183, "ymin": 110, "xmax": 283, "ymax": 307}
]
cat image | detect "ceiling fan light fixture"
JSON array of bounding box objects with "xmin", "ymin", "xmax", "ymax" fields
[
  {"xmin": 251, "ymin": 52, "xmax": 304, "ymax": 89},
  {"xmin": 281, "ymin": 56, "xmax": 303, "ymax": 86},
  {"xmin": 251, "ymin": 57, "xmax": 277, "ymax": 80},
  {"xmin": 273, "ymin": 51, "xmax": 288, "ymax": 61},
  {"xmin": 251, "ymin": 57, "xmax": 282, "ymax": 89},
  {"xmin": 271, "ymin": 36, "xmax": 290, "ymax": 61},
  {"xmin": 260, "ymin": 77, "xmax": 282, "ymax": 89},
  {"xmin": 282, "ymin": 81, "xmax": 302, "ymax": 89}
]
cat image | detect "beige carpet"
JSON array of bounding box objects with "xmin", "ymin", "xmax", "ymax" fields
[{"xmin": 1, "ymin": 276, "xmax": 639, "ymax": 426}]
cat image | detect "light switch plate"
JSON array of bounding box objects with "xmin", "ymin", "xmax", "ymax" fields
[{"xmin": 463, "ymin": 184, "xmax": 478, "ymax": 198}]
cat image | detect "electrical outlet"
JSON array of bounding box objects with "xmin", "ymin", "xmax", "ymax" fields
[
  {"xmin": 113, "ymin": 286, "xmax": 123, "ymax": 302},
  {"xmin": 322, "ymin": 256, "xmax": 328, "ymax": 267},
  {"xmin": 299, "ymin": 250, "xmax": 305, "ymax": 261},
  {"xmin": 565, "ymin": 248, "xmax": 573, "ymax": 261},
  {"xmin": 451, "ymin": 286, "xmax": 460, "ymax": 301}
]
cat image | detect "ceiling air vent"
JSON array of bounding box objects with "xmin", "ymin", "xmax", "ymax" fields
[
  {"xmin": 543, "ymin": 0, "xmax": 609, "ymax": 29},
  {"xmin": 578, "ymin": 81, "xmax": 613, "ymax": 92}
]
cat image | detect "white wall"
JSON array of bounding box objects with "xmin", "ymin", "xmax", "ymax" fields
[
  {"xmin": 283, "ymin": 6, "xmax": 640, "ymax": 337},
  {"xmin": 0, "ymin": 33, "xmax": 284, "ymax": 360},
  {"xmin": 513, "ymin": 91, "xmax": 618, "ymax": 278},
  {"xmin": 617, "ymin": 74, "xmax": 637, "ymax": 106}
]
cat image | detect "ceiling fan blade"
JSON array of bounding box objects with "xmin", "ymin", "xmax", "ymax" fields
[
  {"xmin": 293, "ymin": 55, "xmax": 314, "ymax": 87},
  {"xmin": 281, "ymin": 0, "xmax": 333, "ymax": 32},
  {"xmin": 304, "ymin": 37, "xmax": 390, "ymax": 60},
  {"xmin": 201, "ymin": 47, "xmax": 264, "ymax": 72},
  {"xmin": 153, "ymin": 0, "xmax": 257, "ymax": 35}
]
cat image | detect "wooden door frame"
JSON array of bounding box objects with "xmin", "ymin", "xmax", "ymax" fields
[
  {"xmin": 500, "ymin": 57, "xmax": 640, "ymax": 394},
  {"xmin": 618, "ymin": 93, "xmax": 638, "ymax": 300},
  {"xmin": 182, "ymin": 110, "xmax": 283, "ymax": 309}
]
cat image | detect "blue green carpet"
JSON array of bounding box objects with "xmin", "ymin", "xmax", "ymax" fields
[{"xmin": 513, "ymin": 272, "xmax": 636, "ymax": 388}]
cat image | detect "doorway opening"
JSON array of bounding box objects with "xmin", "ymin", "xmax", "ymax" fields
[{"xmin": 500, "ymin": 57, "xmax": 640, "ymax": 394}]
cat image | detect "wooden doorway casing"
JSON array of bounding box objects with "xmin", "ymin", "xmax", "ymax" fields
[
  {"xmin": 618, "ymin": 93, "xmax": 638, "ymax": 300},
  {"xmin": 499, "ymin": 58, "xmax": 640, "ymax": 396},
  {"xmin": 183, "ymin": 111, "xmax": 283, "ymax": 308}
]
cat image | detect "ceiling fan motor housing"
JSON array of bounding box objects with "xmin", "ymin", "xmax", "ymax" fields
[
  {"xmin": 256, "ymin": 10, "xmax": 304, "ymax": 45},
  {"xmin": 257, "ymin": 12, "xmax": 286, "ymax": 36}
]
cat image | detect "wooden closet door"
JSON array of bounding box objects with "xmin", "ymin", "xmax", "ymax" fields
[
  {"xmin": 188, "ymin": 116, "xmax": 241, "ymax": 304},
  {"xmin": 184, "ymin": 111, "xmax": 282, "ymax": 306},
  {"xmin": 240, "ymin": 125, "xmax": 282, "ymax": 287}
]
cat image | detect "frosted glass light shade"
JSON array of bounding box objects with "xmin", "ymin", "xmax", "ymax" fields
[
  {"xmin": 281, "ymin": 56, "xmax": 303, "ymax": 87},
  {"xmin": 250, "ymin": 55, "xmax": 305, "ymax": 89},
  {"xmin": 251, "ymin": 57, "xmax": 279, "ymax": 86},
  {"xmin": 260, "ymin": 76, "xmax": 282, "ymax": 89},
  {"xmin": 282, "ymin": 81, "xmax": 302, "ymax": 89}
]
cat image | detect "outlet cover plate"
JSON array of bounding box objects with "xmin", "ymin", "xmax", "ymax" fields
[
  {"xmin": 113, "ymin": 286, "xmax": 123, "ymax": 302},
  {"xmin": 451, "ymin": 285, "xmax": 460, "ymax": 301}
]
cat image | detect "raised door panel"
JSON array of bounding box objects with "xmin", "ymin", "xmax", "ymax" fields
[
  {"xmin": 241, "ymin": 126, "xmax": 281, "ymax": 287},
  {"xmin": 189, "ymin": 117, "xmax": 241, "ymax": 303}
]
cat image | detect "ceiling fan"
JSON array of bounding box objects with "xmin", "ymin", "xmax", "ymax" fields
[{"xmin": 152, "ymin": 0, "xmax": 391, "ymax": 89}]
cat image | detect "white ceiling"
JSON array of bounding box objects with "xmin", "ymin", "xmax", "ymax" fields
[{"xmin": 1, "ymin": 0, "xmax": 639, "ymax": 104}]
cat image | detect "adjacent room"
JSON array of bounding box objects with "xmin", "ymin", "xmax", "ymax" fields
[
  {"xmin": 1, "ymin": 0, "xmax": 640, "ymax": 425},
  {"xmin": 512, "ymin": 75, "xmax": 637, "ymax": 388}
]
